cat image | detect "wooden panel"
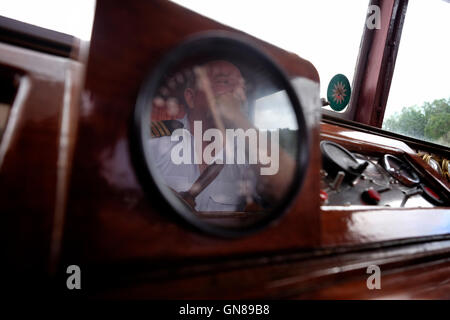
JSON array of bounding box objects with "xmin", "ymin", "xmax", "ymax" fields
[
  {"xmin": 0, "ymin": 15, "xmax": 75, "ymax": 58},
  {"xmin": 85, "ymin": 239, "xmax": 450, "ymax": 299},
  {"xmin": 295, "ymin": 259, "xmax": 450, "ymax": 299},
  {"xmin": 322, "ymin": 208, "xmax": 450, "ymax": 246},
  {"xmin": 354, "ymin": 0, "xmax": 409, "ymax": 127},
  {"xmin": 61, "ymin": 0, "xmax": 321, "ymax": 271},
  {"xmin": 0, "ymin": 42, "xmax": 83, "ymax": 286},
  {"xmin": 321, "ymin": 122, "xmax": 414, "ymax": 155}
]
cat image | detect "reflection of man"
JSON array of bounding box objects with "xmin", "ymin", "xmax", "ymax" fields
[{"xmin": 149, "ymin": 60, "xmax": 295, "ymax": 212}]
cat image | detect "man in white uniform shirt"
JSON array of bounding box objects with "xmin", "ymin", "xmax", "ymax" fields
[{"xmin": 149, "ymin": 60, "xmax": 295, "ymax": 212}]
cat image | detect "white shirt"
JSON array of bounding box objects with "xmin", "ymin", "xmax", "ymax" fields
[{"xmin": 148, "ymin": 116, "xmax": 256, "ymax": 212}]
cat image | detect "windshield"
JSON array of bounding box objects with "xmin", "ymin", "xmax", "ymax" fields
[
  {"xmin": 171, "ymin": 0, "xmax": 369, "ymax": 109},
  {"xmin": 382, "ymin": 0, "xmax": 450, "ymax": 147},
  {"xmin": 0, "ymin": 0, "xmax": 95, "ymax": 40}
]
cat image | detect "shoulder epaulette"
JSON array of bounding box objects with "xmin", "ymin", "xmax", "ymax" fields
[{"xmin": 151, "ymin": 120, "xmax": 184, "ymax": 138}]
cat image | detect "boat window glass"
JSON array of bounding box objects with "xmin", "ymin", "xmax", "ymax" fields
[
  {"xmin": 382, "ymin": 0, "xmax": 450, "ymax": 148},
  {"xmin": 0, "ymin": 0, "xmax": 96, "ymax": 40},
  {"xmin": 171, "ymin": 0, "xmax": 369, "ymax": 109}
]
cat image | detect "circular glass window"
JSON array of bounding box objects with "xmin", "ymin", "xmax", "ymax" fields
[{"xmin": 134, "ymin": 33, "xmax": 309, "ymax": 237}]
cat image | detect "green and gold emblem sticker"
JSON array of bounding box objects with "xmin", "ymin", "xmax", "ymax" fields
[{"xmin": 327, "ymin": 74, "xmax": 351, "ymax": 111}]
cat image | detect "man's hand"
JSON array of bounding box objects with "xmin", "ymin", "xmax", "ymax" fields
[{"xmin": 215, "ymin": 92, "xmax": 249, "ymax": 129}]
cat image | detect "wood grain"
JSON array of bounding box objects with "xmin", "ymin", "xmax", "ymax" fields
[
  {"xmin": 0, "ymin": 42, "xmax": 83, "ymax": 288},
  {"xmin": 61, "ymin": 0, "xmax": 322, "ymax": 270}
]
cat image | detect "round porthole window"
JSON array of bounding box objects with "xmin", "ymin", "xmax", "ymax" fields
[{"xmin": 134, "ymin": 32, "xmax": 310, "ymax": 237}]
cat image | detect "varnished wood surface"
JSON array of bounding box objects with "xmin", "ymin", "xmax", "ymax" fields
[
  {"xmin": 354, "ymin": 0, "xmax": 403, "ymax": 127},
  {"xmin": 61, "ymin": 0, "xmax": 322, "ymax": 270},
  {"xmin": 0, "ymin": 42, "xmax": 83, "ymax": 282},
  {"xmin": 321, "ymin": 208, "xmax": 450, "ymax": 246},
  {"xmin": 86, "ymin": 238, "xmax": 450, "ymax": 299},
  {"xmin": 295, "ymin": 259, "xmax": 450, "ymax": 299},
  {"xmin": 2, "ymin": 0, "xmax": 450, "ymax": 299},
  {"xmin": 321, "ymin": 122, "xmax": 414, "ymax": 155},
  {"xmin": 60, "ymin": 0, "xmax": 449, "ymax": 299},
  {"xmin": 0, "ymin": 15, "xmax": 75, "ymax": 58}
]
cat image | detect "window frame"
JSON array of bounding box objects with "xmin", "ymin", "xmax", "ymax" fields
[
  {"xmin": 353, "ymin": 0, "xmax": 408, "ymax": 127},
  {"xmin": 323, "ymin": 0, "xmax": 409, "ymax": 129}
]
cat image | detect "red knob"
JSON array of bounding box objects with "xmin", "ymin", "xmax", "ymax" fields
[
  {"xmin": 320, "ymin": 189, "xmax": 328, "ymax": 203},
  {"xmin": 362, "ymin": 188, "xmax": 381, "ymax": 205}
]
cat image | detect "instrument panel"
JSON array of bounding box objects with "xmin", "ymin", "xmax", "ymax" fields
[{"xmin": 320, "ymin": 140, "xmax": 449, "ymax": 208}]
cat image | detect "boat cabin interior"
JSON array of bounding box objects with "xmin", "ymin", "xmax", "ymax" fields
[{"xmin": 1, "ymin": 0, "xmax": 449, "ymax": 299}]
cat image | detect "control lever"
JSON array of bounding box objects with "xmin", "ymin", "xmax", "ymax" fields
[
  {"xmin": 331, "ymin": 171, "xmax": 346, "ymax": 191},
  {"xmin": 400, "ymin": 187, "xmax": 422, "ymax": 207},
  {"xmin": 350, "ymin": 161, "xmax": 369, "ymax": 175},
  {"xmin": 349, "ymin": 161, "xmax": 369, "ymax": 185}
]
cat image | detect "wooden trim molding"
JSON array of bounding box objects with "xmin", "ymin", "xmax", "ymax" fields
[
  {"xmin": 354, "ymin": 0, "xmax": 409, "ymax": 127},
  {"xmin": 0, "ymin": 16, "xmax": 75, "ymax": 58}
]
